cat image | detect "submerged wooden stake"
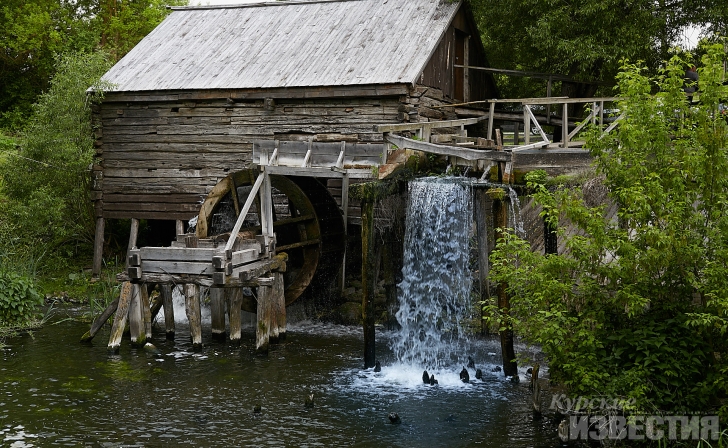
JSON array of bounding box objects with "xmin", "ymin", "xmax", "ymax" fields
[
  {"xmin": 228, "ymin": 287, "xmax": 243, "ymax": 347},
  {"xmin": 108, "ymin": 282, "xmax": 133, "ymax": 353},
  {"xmin": 92, "ymin": 217, "xmax": 105, "ymax": 278},
  {"xmin": 185, "ymin": 284, "xmax": 202, "ymax": 350},
  {"xmin": 81, "ymin": 296, "xmax": 119, "ymax": 343},
  {"xmin": 161, "ymin": 283, "xmax": 175, "ymax": 340},
  {"xmin": 210, "ymin": 286, "xmax": 226, "ymax": 341}
]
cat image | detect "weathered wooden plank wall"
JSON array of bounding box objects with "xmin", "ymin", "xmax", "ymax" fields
[{"xmin": 94, "ymin": 94, "xmax": 403, "ymax": 220}]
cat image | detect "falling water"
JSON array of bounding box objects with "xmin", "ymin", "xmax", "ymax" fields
[
  {"xmin": 392, "ymin": 177, "xmax": 474, "ymax": 370},
  {"xmin": 507, "ymin": 186, "xmax": 525, "ymax": 237}
]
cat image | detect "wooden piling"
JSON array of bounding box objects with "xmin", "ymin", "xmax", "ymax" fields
[
  {"xmin": 256, "ymin": 277, "xmax": 274, "ymax": 354},
  {"xmin": 361, "ymin": 198, "xmax": 380, "ymax": 368},
  {"xmin": 185, "ymin": 284, "xmax": 202, "ymax": 350},
  {"xmin": 474, "ymin": 189, "xmax": 490, "ymax": 336},
  {"xmin": 129, "ymin": 283, "xmax": 146, "ymax": 347},
  {"xmin": 228, "ymin": 287, "xmax": 243, "ymax": 347},
  {"xmin": 210, "ymin": 286, "xmax": 226, "ymax": 342},
  {"xmin": 160, "ymin": 283, "xmax": 175, "ymax": 340},
  {"xmin": 492, "ymin": 194, "xmax": 517, "ymax": 377},
  {"xmin": 141, "ymin": 283, "xmax": 152, "ymax": 340},
  {"xmin": 108, "ymin": 282, "xmax": 133, "ymax": 353},
  {"xmin": 92, "ymin": 217, "xmax": 105, "ymax": 278},
  {"xmin": 270, "ymin": 272, "xmax": 286, "ymax": 342}
]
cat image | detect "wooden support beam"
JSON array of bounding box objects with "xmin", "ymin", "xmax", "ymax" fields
[
  {"xmin": 256, "ymin": 277, "xmax": 274, "ymax": 354},
  {"xmin": 108, "ymin": 282, "xmax": 133, "ymax": 353},
  {"xmin": 210, "ymin": 286, "xmax": 226, "ymax": 341},
  {"xmin": 161, "ymin": 283, "xmax": 175, "ymax": 340},
  {"xmin": 227, "ymin": 287, "xmax": 243, "ymax": 346},
  {"xmin": 185, "ymin": 284, "xmax": 202, "ymax": 350},
  {"xmin": 129, "ymin": 283, "xmax": 146, "ymax": 347},
  {"xmin": 92, "ymin": 217, "xmax": 105, "ymax": 278},
  {"xmin": 176, "ymin": 219, "xmax": 185, "ymax": 237},
  {"xmin": 383, "ymin": 134, "xmax": 511, "ymax": 162}
]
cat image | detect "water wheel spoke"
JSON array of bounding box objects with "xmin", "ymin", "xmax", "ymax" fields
[
  {"xmin": 273, "ymin": 214, "xmax": 315, "ymax": 227},
  {"xmin": 277, "ymin": 239, "xmax": 321, "ymax": 252}
]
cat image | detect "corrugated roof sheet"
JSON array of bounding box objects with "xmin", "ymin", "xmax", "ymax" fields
[{"xmin": 101, "ymin": 0, "xmax": 460, "ymax": 92}]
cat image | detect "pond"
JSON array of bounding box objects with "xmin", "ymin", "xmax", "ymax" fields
[{"xmin": 1, "ymin": 308, "xmax": 561, "ymax": 447}]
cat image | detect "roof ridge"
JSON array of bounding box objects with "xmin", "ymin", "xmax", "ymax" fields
[{"xmin": 172, "ymin": 0, "xmax": 363, "ymax": 11}]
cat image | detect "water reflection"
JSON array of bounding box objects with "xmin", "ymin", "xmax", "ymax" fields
[{"xmin": 1, "ymin": 316, "xmax": 559, "ymax": 447}]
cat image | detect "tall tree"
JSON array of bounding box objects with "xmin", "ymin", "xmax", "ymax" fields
[{"xmin": 470, "ymin": 0, "xmax": 715, "ymax": 97}]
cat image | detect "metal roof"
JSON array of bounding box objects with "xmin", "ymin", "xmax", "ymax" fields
[{"xmin": 100, "ymin": 0, "xmax": 461, "ymax": 92}]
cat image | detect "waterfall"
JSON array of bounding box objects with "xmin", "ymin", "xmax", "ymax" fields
[{"xmin": 391, "ymin": 177, "xmax": 474, "ymax": 370}]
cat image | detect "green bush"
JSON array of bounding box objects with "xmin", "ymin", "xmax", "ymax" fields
[{"xmin": 0, "ymin": 271, "xmax": 42, "ymax": 326}]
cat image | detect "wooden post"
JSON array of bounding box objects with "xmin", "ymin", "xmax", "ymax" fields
[
  {"xmin": 341, "ymin": 173, "xmax": 350, "ymax": 293},
  {"xmin": 561, "ymin": 103, "xmax": 569, "ymax": 148},
  {"xmin": 210, "ymin": 286, "xmax": 226, "ymax": 342},
  {"xmin": 524, "ymin": 107, "xmax": 531, "ymax": 146},
  {"xmin": 271, "ymin": 272, "xmax": 286, "ymax": 342},
  {"xmin": 474, "ymin": 189, "xmax": 490, "ymax": 336},
  {"xmin": 141, "ymin": 282, "xmax": 152, "ymax": 340},
  {"xmin": 487, "ymin": 102, "xmax": 495, "ymax": 141},
  {"xmin": 129, "ymin": 283, "xmax": 146, "ymax": 347},
  {"xmin": 361, "ymin": 198, "xmax": 380, "ymax": 368},
  {"xmin": 92, "ymin": 217, "xmax": 105, "ymax": 278},
  {"xmin": 513, "ymin": 123, "xmax": 519, "ymax": 145},
  {"xmin": 228, "ymin": 287, "xmax": 243, "ymax": 346},
  {"xmin": 463, "ymin": 35, "xmax": 470, "ymax": 102},
  {"xmin": 185, "ymin": 284, "xmax": 202, "ymax": 350},
  {"xmin": 161, "ymin": 283, "xmax": 175, "ymax": 340},
  {"xmin": 176, "ymin": 219, "xmax": 185, "ymax": 236},
  {"xmin": 492, "ymin": 192, "xmax": 517, "ymax": 376},
  {"xmin": 256, "ymin": 277, "xmax": 274, "ymax": 354},
  {"xmin": 108, "ymin": 282, "xmax": 133, "ymax": 353},
  {"xmin": 531, "ymin": 363, "xmax": 542, "ymax": 415}
]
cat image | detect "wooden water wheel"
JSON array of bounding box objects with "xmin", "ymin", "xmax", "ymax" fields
[{"xmin": 197, "ymin": 169, "xmax": 345, "ymax": 311}]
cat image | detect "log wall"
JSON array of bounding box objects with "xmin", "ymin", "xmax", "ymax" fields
[{"xmin": 93, "ymin": 83, "xmax": 482, "ymax": 222}]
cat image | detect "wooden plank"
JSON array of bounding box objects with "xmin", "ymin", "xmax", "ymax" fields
[
  {"xmin": 92, "ymin": 217, "xmax": 105, "ymax": 277},
  {"xmin": 141, "ymin": 260, "xmax": 215, "ymax": 275},
  {"xmin": 212, "ymin": 248, "xmax": 259, "ymax": 269},
  {"xmin": 384, "ymin": 134, "xmax": 511, "ymax": 162},
  {"xmin": 141, "ymin": 283, "xmax": 152, "ymax": 340},
  {"xmin": 135, "ymin": 247, "xmax": 218, "ymax": 262}
]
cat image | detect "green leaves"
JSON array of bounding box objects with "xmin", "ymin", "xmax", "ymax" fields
[
  {"xmin": 488, "ymin": 44, "xmax": 728, "ymax": 414},
  {"xmin": 0, "ymin": 270, "xmax": 42, "ymax": 327}
]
